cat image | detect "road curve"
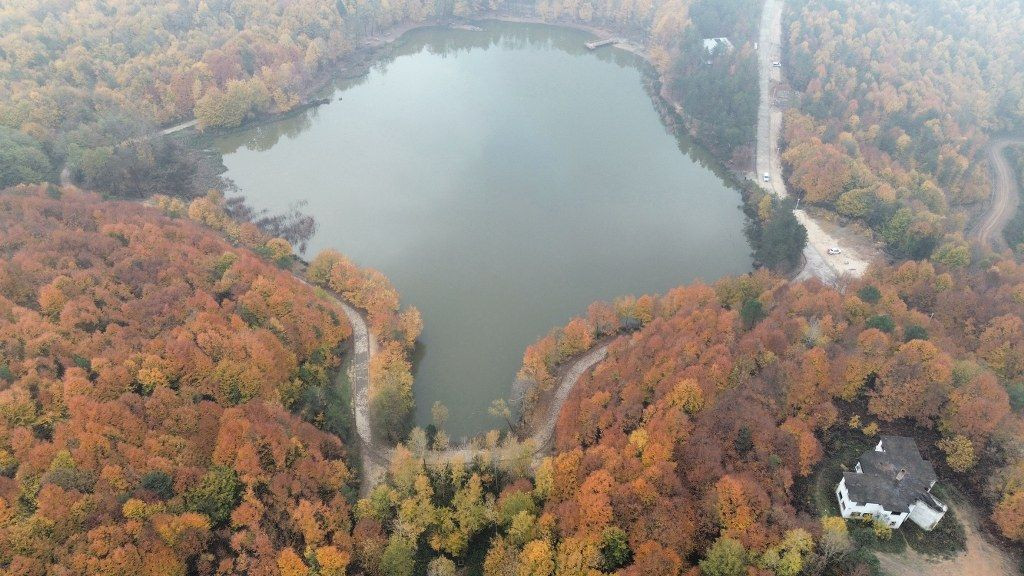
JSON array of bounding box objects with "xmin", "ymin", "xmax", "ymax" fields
[
  {"xmin": 321, "ymin": 288, "xmax": 609, "ymax": 495},
  {"xmin": 413, "ymin": 344, "xmax": 608, "ymax": 469},
  {"xmin": 975, "ymin": 138, "xmax": 1024, "ymax": 250},
  {"xmin": 331, "ymin": 297, "xmax": 389, "ymax": 496}
]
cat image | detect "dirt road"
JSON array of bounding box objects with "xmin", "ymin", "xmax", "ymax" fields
[
  {"xmin": 876, "ymin": 498, "xmax": 1019, "ymax": 576},
  {"xmin": 755, "ymin": 0, "xmax": 877, "ymax": 283},
  {"xmin": 531, "ymin": 345, "xmax": 609, "ymax": 452},
  {"xmin": 161, "ymin": 119, "xmax": 198, "ymax": 135},
  {"xmin": 325, "ymin": 288, "xmax": 608, "ymax": 494},
  {"xmin": 974, "ymin": 138, "xmax": 1024, "ymax": 250}
]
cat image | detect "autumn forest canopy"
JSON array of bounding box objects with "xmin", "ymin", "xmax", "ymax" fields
[{"xmin": 3, "ymin": 0, "xmax": 1024, "ymax": 574}]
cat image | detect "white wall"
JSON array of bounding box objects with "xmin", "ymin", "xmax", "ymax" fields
[
  {"xmin": 836, "ymin": 478, "xmax": 909, "ymax": 528},
  {"xmin": 909, "ymin": 500, "xmax": 946, "ymax": 530}
]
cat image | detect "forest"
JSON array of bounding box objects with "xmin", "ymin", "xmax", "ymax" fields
[
  {"xmin": 475, "ymin": 257, "xmax": 1024, "ymax": 574},
  {"xmin": 9, "ymin": 180, "xmax": 1024, "ymax": 573},
  {"xmin": 781, "ymin": 0, "xmax": 1024, "ymax": 259},
  {"xmin": 0, "ymin": 187, "xmax": 357, "ymax": 574},
  {"xmin": 3, "ymin": 0, "xmax": 1024, "ymax": 573},
  {"xmin": 334, "ymin": 252, "xmax": 1024, "ymax": 574}
]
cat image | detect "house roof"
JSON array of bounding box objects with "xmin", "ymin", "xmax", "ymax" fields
[
  {"xmin": 843, "ymin": 436, "xmax": 941, "ymax": 514},
  {"xmin": 702, "ymin": 37, "xmax": 734, "ymax": 53}
]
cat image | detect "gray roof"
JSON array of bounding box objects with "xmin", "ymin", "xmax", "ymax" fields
[{"xmin": 843, "ymin": 436, "xmax": 940, "ymax": 514}]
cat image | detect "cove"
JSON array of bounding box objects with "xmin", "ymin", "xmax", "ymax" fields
[{"xmin": 212, "ymin": 22, "xmax": 753, "ymax": 440}]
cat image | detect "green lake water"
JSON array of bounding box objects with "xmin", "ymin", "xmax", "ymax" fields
[{"xmin": 213, "ymin": 22, "xmax": 752, "ymax": 440}]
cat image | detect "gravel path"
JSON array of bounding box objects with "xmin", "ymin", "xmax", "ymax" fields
[
  {"xmin": 326, "ymin": 288, "xmax": 609, "ymax": 494},
  {"xmin": 876, "ymin": 497, "xmax": 1019, "ymax": 576},
  {"xmin": 319, "ymin": 293, "xmax": 388, "ymax": 496},
  {"xmin": 974, "ymin": 138, "xmax": 1024, "ymax": 250},
  {"xmin": 531, "ymin": 345, "xmax": 609, "ymax": 452}
]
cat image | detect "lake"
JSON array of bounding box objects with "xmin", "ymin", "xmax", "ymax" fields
[{"xmin": 213, "ymin": 22, "xmax": 752, "ymax": 440}]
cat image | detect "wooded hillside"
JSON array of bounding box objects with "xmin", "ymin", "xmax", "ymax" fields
[
  {"xmin": 526, "ymin": 260, "xmax": 1024, "ymax": 572},
  {"xmin": 782, "ymin": 0, "xmax": 1024, "ymax": 259},
  {"xmin": 0, "ymin": 187, "xmax": 358, "ymax": 575}
]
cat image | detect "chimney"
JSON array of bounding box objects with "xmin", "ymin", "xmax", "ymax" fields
[{"xmin": 896, "ymin": 468, "xmax": 906, "ymax": 482}]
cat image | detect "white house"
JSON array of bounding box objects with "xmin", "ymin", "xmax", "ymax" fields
[
  {"xmin": 836, "ymin": 436, "xmax": 947, "ymax": 530},
  {"xmin": 702, "ymin": 37, "xmax": 734, "ymax": 54}
]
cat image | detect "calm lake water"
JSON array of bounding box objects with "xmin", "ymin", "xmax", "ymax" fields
[{"xmin": 213, "ymin": 22, "xmax": 752, "ymax": 439}]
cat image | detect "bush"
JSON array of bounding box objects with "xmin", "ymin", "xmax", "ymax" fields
[
  {"xmin": 857, "ymin": 285, "xmax": 881, "ymax": 304},
  {"xmin": 750, "ymin": 198, "xmax": 808, "ymax": 271},
  {"xmin": 1007, "ymin": 381, "xmax": 1024, "ymax": 412},
  {"xmin": 700, "ymin": 537, "xmax": 747, "ymax": 576},
  {"xmin": 185, "ymin": 466, "xmax": 242, "ymax": 526},
  {"xmin": 140, "ymin": 470, "xmax": 175, "ymax": 500},
  {"xmin": 866, "ymin": 314, "xmax": 894, "ymax": 333},
  {"xmin": 904, "ymin": 324, "xmax": 928, "ymax": 341},
  {"xmin": 599, "ymin": 527, "xmax": 633, "ymax": 571},
  {"xmin": 0, "ymin": 127, "xmax": 54, "ymax": 188},
  {"xmin": 380, "ymin": 535, "xmax": 415, "ymax": 576},
  {"xmin": 848, "ymin": 518, "xmax": 905, "ymax": 554},
  {"xmin": 937, "ymin": 435, "xmax": 976, "ymax": 472},
  {"xmin": 42, "ymin": 467, "xmax": 96, "ymax": 493},
  {"xmin": 370, "ymin": 382, "xmax": 413, "ymax": 444},
  {"xmin": 872, "ymin": 519, "xmax": 892, "ymax": 541},
  {"xmin": 741, "ymin": 299, "xmax": 766, "ymax": 329}
]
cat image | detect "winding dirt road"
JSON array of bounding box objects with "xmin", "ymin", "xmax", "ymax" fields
[
  {"xmin": 974, "ymin": 138, "xmax": 1024, "ymax": 250},
  {"xmin": 326, "ymin": 290, "xmax": 608, "ymax": 495}
]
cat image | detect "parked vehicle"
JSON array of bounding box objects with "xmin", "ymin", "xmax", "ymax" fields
[
  {"xmin": 763, "ymin": 172, "xmax": 771, "ymax": 182},
  {"xmin": 827, "ymin": 247, "xmax": 842, "ymax": 255}
]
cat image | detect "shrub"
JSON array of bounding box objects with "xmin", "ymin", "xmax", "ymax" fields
[
  {"xmin": 599, "ymin": 526, "xmax": 633, "ymax": 571},
  {"xmin": 904, "ymin": 324, "xmax": 929, "ymax": 341},
  {"xmin": 741, "ymin": 299, "xmax": 766, "ymax": 329},
  {"xmin": 857, "ymin": 285, "xmax": 881, "ymax": 304},
  {"xmin": 700, "ymin": 537, "xmax": 747, "ymax": 576},
  {"xmin": 866, "ymin": 314, "xmax": 894, "ymax": 333},
  {"xmin": 141, "ymin": 470, "xmax": 175, "ymax": 500},
  {"xmin": 185, "ymin": 466, "xmax": 242, "ymax": 526}
]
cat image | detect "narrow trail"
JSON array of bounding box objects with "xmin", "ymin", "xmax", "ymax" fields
[
  {"xmin": 161, "ymin": 119, "xmax": 198, "ymax": 135},
  {"xmin": 974, "ymin": 138, "xmax": 1024, "ymax": 250},
  {"xmin": 57, "ymin": 118, "xmax": 197, "ymax": 189},
  {"xmin": 328, "ymin": 296, "xmax": 387, "ymax": 496},
  {"xmin": 323, "ymin": 288, "xmax": 609, "ymax": 495}
]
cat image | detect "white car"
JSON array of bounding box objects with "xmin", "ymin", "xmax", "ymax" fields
[
  {"xmin": 763, "ymin": 172, "xmax": 771, "ymax": 182},
  {"xmin": 827, "ymin": 247, "xmax": 842, "ymax": 255},
  {"xmin": 772, "ymin": 61, "xmax": 781, "ymax": 67}
]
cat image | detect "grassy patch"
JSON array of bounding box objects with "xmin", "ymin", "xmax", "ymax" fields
[
  {"xmin": 902, "ymin": 505, "xmax": 965, "ymax": 559},
  {"xmin": 849, "ymin": 518, "xmax": 908, "ymax": 554},
  {"xmin": 799, "ymin": 425, "xmax": 873, "ymax": 517}
]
